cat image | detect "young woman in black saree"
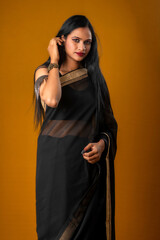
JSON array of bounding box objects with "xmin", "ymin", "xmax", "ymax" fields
[{"xmin": 33, "ymin": 15, "xmax": 118, "ymax": 240}]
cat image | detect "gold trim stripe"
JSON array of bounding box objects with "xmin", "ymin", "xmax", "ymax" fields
[
  {"xmin": 60, "ymin": 68, "xmax": 88, "ymax": 87},
  {"xmin": 100, "ymin": 131, "xmax": 112, "ymax": 240}
]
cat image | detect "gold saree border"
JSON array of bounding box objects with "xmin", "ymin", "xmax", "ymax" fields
[
  {"xmin": 60, "ymin": 68, "xmax": 88, "ymax": 87},
  {"xmin": 100, "ymin": 131, "xmax": 112, "ymax": 240}
]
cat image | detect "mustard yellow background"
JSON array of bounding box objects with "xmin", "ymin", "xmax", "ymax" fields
[{"xmin": 1, "ymin": 0, "xmax": 160, "ymax": 239}]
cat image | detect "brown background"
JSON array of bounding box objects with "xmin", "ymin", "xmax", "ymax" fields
[{"xmin": 1, "ymin": 0, "xmax": 160, "ymax": 239}]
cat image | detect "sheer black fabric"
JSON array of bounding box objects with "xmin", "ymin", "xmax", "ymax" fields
[{"xmin": 35, "ymin": 67, "xmax": 117, "ymax": 240}]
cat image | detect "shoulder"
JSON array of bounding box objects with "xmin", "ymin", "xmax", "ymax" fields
[{"xmin": 35, "ymin": 65, "xmax": 48, "ymax": 82}]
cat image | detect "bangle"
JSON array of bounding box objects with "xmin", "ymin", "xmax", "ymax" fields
[{"xmin": 48, "ymin": 63, "xmax": 59, "ymax": 73}]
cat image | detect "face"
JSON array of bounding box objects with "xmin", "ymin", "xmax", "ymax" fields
[{"xmin": 61, "ymin": 27, "xmax": 92, "ymax": 62}]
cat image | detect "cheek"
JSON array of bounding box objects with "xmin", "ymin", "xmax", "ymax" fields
[
  {"xmin": 65, "ymin": 41, "xmax": 75, "ymax": 52},
  {"xmin": 86, "ymin": 45, "xmax": 91, "ymax": 53}
]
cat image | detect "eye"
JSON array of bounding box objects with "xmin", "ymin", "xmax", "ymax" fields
[
  {"xmin": 85, "ymin": 41, "xmax": 92, "ymax": 45},
  {"xmin": 73, "ymin": 39, "xmax": 79, "ymax": 42},
  {"xmin": 72, "ymin": 39, "xmax": 91, "ymax": 45}
]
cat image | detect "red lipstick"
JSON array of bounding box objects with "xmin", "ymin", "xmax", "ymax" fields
[{"xmin": 76, "ymin": 52, "xmax": 85, "ymax": 56}]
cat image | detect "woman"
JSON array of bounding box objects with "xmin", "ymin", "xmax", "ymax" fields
[{"xmin": 33, "ymin": 15, "xmax": 118, "ymax": 240}]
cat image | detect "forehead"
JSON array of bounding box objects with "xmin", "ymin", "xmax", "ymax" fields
[{"xmin": 69, "ymin": 27, "xmax": 92, "ymax": 39}]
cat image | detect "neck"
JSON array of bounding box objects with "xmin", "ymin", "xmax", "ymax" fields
[{"xmin": 60, "ymin": 59, "xmax": 83, "ymax": 72}]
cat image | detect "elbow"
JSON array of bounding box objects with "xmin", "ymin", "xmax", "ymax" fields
[
  {"xmin": 45, "ymin": 98, "xmax": 59, "ymax": 108},
  {"xmin": 40, "ymin": 91, "xmax": 61, "ymax": 108},
  {"xmin": 41, "ymin": 94, "xmax": 59, "ymax": 108}
]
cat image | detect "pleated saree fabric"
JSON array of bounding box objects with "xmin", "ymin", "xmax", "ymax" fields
[{"xmin": 34, "ymin": 67, "xmax": 117, "ymax": 240}]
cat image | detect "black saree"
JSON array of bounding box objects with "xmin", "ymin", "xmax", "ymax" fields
[{"xmin": 34, "ymin": 67, "xmax": 118, "ymax": 240}]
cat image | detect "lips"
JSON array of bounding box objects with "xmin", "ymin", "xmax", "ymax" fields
[{"xmin": 76, "ymin": 52, "xmax": 85, "ymax": 56}]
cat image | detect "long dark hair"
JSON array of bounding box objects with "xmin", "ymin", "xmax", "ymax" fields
[{"xmin": 33, "ymin": 14, "xmax": 117, "ymax": 143}]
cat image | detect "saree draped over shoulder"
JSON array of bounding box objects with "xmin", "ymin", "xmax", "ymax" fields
[{"xmin": 34, "ymin": 67, "xmax": 118, "ymax": 240}]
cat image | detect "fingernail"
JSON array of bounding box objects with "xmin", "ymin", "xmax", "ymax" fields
[{"xmin": 81, "ymin": 149, "xmax": 85, "ymax": 154}]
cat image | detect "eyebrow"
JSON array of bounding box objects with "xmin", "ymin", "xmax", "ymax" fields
[{"xmin": 72, "ymin": 36, "xmax": 92, "ymax": 41}]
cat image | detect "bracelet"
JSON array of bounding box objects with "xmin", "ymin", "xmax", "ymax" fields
[{"xmin": 48, "ymin": 63, "xmax": 59, "ymax": 73}]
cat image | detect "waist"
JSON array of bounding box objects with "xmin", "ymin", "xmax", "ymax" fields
[{"xmin": 40, "ymin": 119, "xmax": 95, "ymax": 139}]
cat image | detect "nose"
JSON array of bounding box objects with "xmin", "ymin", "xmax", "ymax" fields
[{"xmin": 78, "ymin": 41, "xmax": 86, "ymax": 51}]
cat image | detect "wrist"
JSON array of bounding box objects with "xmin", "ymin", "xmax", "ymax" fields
[
  {"xmin": 48, "ymin": 62, "xmax": 59, "ymax": 73},
  {"xmin": 98, "ymin": 139, "xmax": 105, "ymax": 152},
  {"xmin": 50, "ymin": 59, "xmax": 59, "ymax": 64}
]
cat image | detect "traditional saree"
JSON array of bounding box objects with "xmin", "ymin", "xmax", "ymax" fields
[{"xmin": 34, "ymin": 66, "xmax": 118, "ymax": 240}]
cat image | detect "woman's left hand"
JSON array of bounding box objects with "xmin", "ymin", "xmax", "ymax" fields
[{"xmin": 82, "ymin": 139, "xmax": 105, "ymax": 164}]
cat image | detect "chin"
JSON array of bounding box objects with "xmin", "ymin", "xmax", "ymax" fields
[{"xmin": 74, "ymin": 55, "xmax": 85, "ymax": 60}]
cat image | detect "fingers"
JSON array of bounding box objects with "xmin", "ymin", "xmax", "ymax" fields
[
  {"xmin": 84, "ymin": 155, "xmax": 100, "ymax": 164},
  {"xmin": 82, "ymin": 143, "xmax": 97, "ymax": 157},
  {"xmin": 83, "ymin": 153, "xmax": 99, "ymax": 161},
  {"xmin": 57, "ymin": 37, "xmax": 64, "ymax": 45},
  {"xmin": 82, "ymin": 142, "xmax": 101, "ymax": 164},
  {"xmin": 83, "ymin": 143, "xmax": 93, "ymax": 152},
  {"xmin": 83, "ymin": 149, "xmax": 96, "ymax": 157},
  {"xmin": 82, "ymin": 148, "xmax": 99, "ymax": 163},
  {"xmin": 49, "ymin": 37, "xmax": 64, "ymax": 46}
]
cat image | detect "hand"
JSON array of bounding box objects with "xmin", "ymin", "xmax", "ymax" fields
[
  {"xmin": 82, "ymin": 139, "xmax": 105, "ymax": 164},
  {"xmin": 47, "ymin": 36, "xmax": 64, "ymax": 63}
]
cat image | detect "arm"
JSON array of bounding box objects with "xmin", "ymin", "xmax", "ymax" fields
[{"xmin": 34, "ymin": 62, "xmax": 61, "ymax": 108}]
